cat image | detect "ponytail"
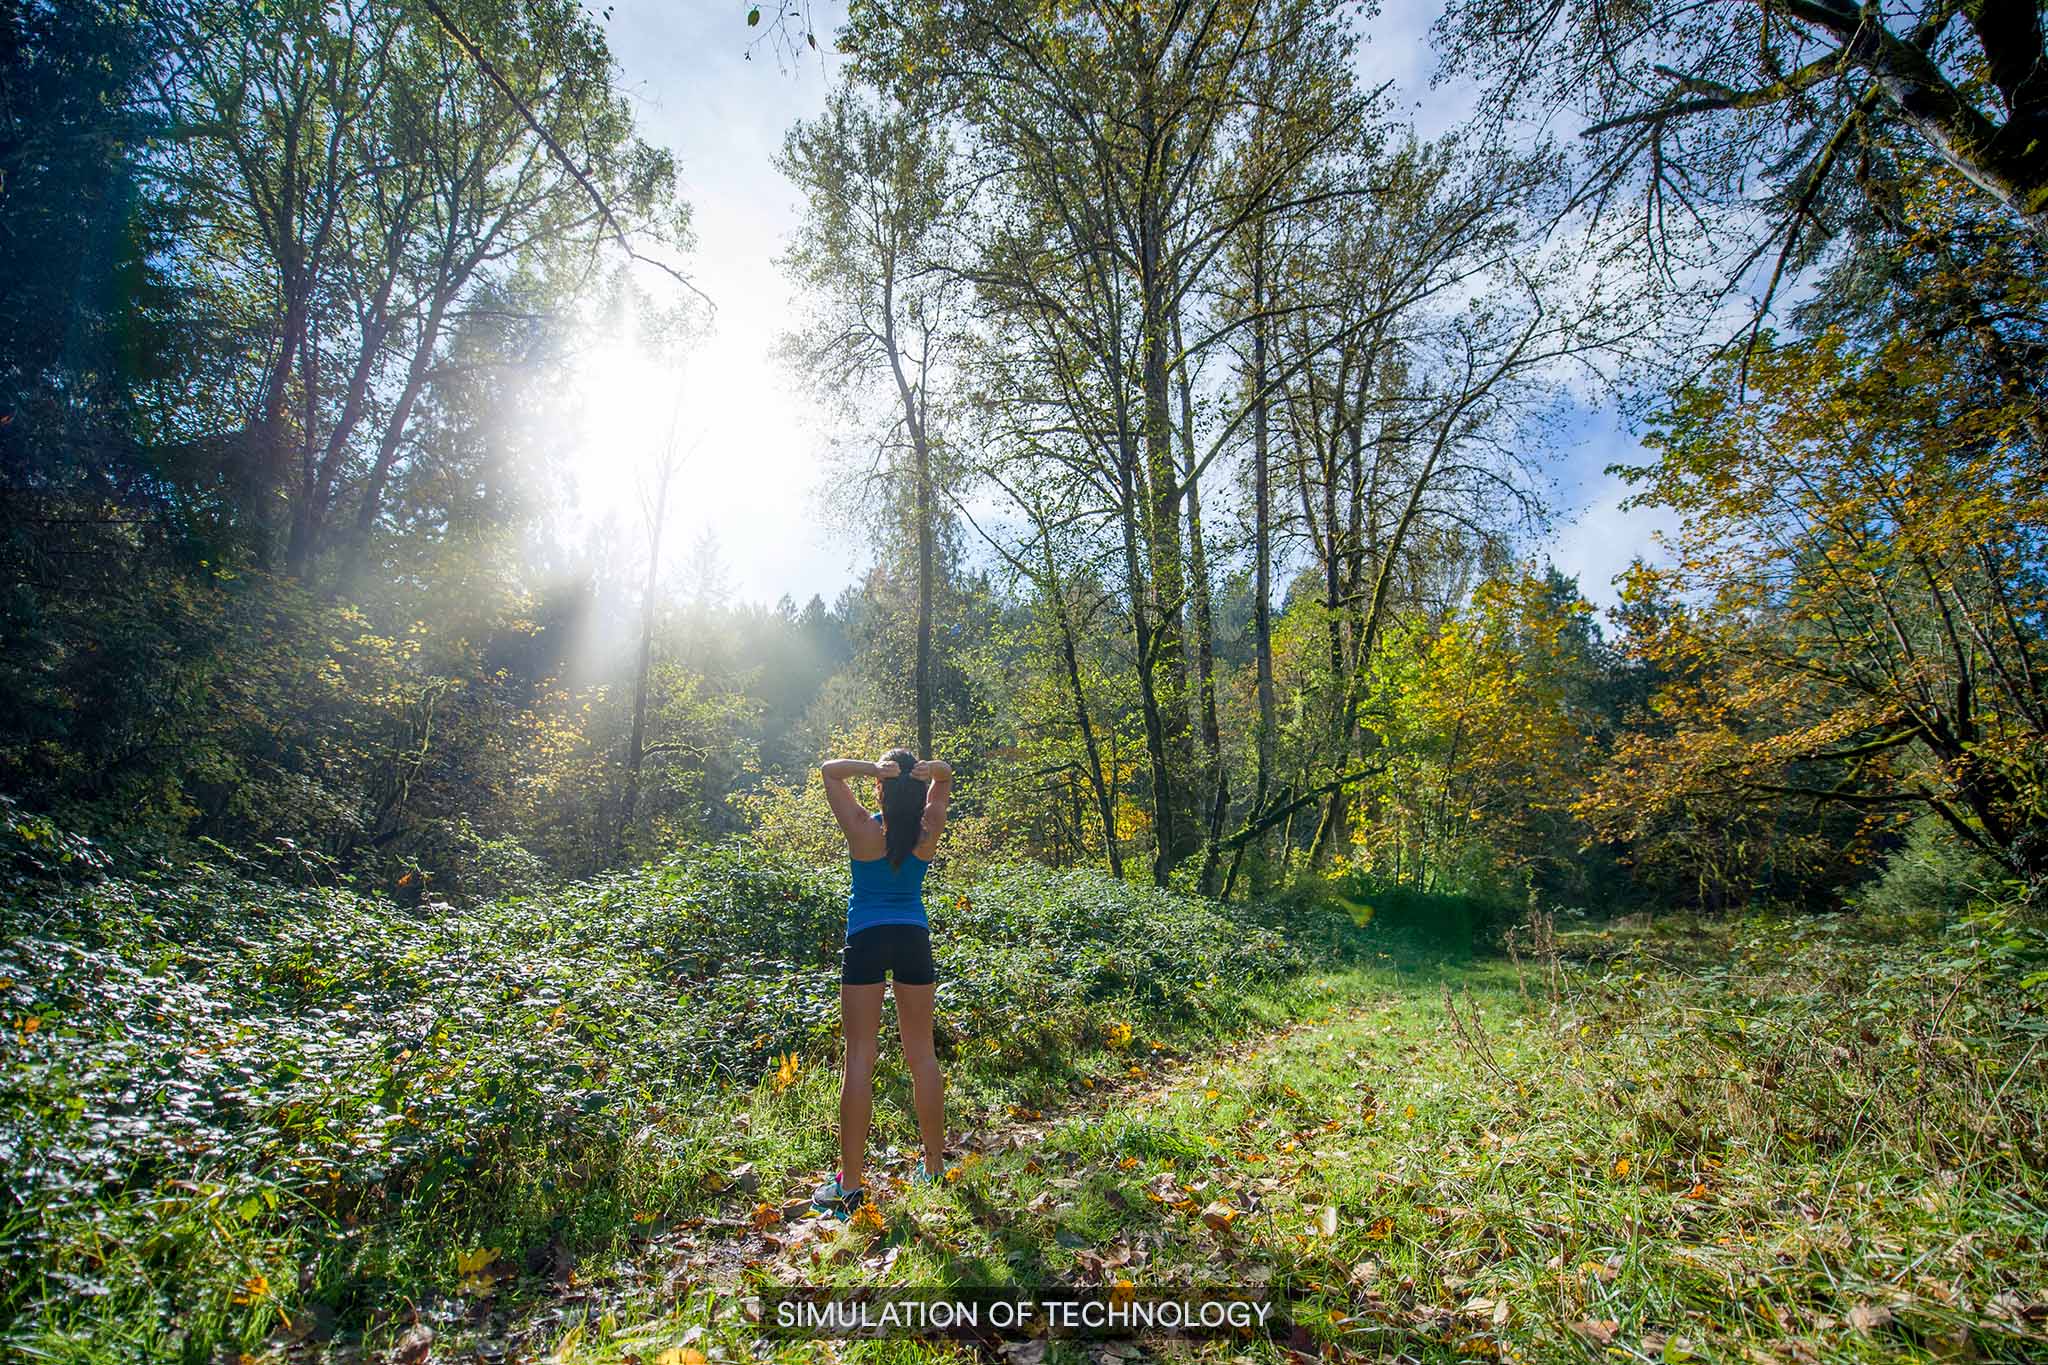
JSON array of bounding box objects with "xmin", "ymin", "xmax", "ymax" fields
[{"xmin": 878, "ymin": 748, "xmax": 927, "ymax": 869}]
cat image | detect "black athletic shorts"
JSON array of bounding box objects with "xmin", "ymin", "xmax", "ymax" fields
[{"xmin": 842, "ymin": 923, "xmax": 936, "ymax": 986}]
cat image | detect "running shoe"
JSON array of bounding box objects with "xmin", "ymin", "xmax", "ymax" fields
[
  {"xmin": 909, "ymin": 1161, "xmax": 943, "ymax": 1186},
  {"xmin": 810, "ymin": 1172, "xmax": 867, "ymax": 1219}
]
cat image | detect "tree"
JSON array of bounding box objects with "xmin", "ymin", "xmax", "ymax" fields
[
  {"xmin": 1214, "ymin": 133, "xmax": 1609, "ymax": 877},
  {"xmin": 0, "ymin": 0, "xmax": 702, "ymax": 880},
  {"xmin": 1374, "ymin": 565, "xmax": 1609, "ymax": 898},
  {"xmin": 152, "ymin": 0, "xmax": 688, "ymax": 579},
  {"xmin": 1437, "ymin": 0, "xmax": 2048, "ymax": 313},
  {"xmin": 778, "ymin": 84, "xmax": 964, "ymax": 756},
  {"xmin": 1591, "ymin": 293, "xmax": 2046, "ymax": 885},
  {"xmin": 848, "ymin": 0, "xmax": 1374, "ymax": 883},
  {"xmin": 614, "ymin": 387, "xmax": 685, "ymax": 860}
]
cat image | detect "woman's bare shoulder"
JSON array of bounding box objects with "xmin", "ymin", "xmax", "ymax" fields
[{"xmin": 846, "ymin": 810, "xmax": 887, "ymax": 855}]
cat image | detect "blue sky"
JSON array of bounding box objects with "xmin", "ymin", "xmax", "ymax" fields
[{"xmin": 576, "ymin": 0, "xmax": 1676, "ymax": 615}]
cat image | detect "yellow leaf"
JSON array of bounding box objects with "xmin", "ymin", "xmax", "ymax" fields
[
  {"xmin": 654, "ymin": 1351, "xmax": 708, "ymax": 1365},
  {"xmin": 453, "ymin": 1247, "xmax": 498, "ymax": 1275},
  {"xmin": 1200, "ymin": 1200, "xmax": 1238, "ymax": 1231},
  {"xmin": 851, "ymin": 1201, "xmax": 885, "ymax": 1232},
  {"xmin": 1612, "ymin": 1157, "xmax": 1631, "ymax": 1178},
  {"xmin": 1366, "ymin": 1215, "xmax": 1394, "ymax": 1240}
]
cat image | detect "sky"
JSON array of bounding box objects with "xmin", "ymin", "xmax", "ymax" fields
[{"xmin": 572, "ymin": 0, "xmax": 1676, "ymax": 616}]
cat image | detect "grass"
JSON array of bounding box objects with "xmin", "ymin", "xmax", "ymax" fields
[
  {"xmin": 7, "ymin": 848, "xmax": 2045, "ymax": 1364},
  {"xmin": 387, "ymin": 909, "xmax": 2046, "ymax": 1365},
  {"xmin": 0, "ymin": 848, "xmax": 1389, "ymax": 1362}
]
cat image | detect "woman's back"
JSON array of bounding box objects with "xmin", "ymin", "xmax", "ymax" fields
[{"xmin": 847, "ymin": 834, "xmax": 929, "ymax": 938}]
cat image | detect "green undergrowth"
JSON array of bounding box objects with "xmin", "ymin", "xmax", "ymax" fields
[{"xmin": 0, "ymin": 842, "xmax": 1398, "ymax": 1361}]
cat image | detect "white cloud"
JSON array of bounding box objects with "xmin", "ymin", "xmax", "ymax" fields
[{"xmin": 1545, "ymin": 423, "xmax": 1682, "ymax": 611}]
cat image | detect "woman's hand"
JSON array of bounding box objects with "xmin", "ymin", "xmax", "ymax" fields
[{"xmin": 911, "ymin": 759, "xmax": 951, "ymax": 783}]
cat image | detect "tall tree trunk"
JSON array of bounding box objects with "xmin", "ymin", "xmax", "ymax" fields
[
  {"xmin": 882, "ymin": 278, "xmax": 935, "ymax": 756},
  {"xmin": 352, "ymin": 290, "xmax": 450, "ymax": 548},
  {"xmin": 1041, "ymin": 530, "xmax": 1123, "ymax": 879},
  {"xmin": 615, "ymin": 443, "xmax": 678, "ymax": 861},
  {"xmin": 1137, "ymin": 96, "xmax": 1194, "ymax": 880},
  {"xmin": 1231, "ymin": 224, "xmax": 1279, "ymax": 899},
  {"xmin": 1177, "ymin": 308, "xmax": 1228, "ymax": 895},
  {"xmin": 1114, "ymin": 420, "xmax": 1175, "ymax": 886},
  {"xmin": 921, "ymin": 446, "xmax": 937, "ymax": 757},
  {"xmin": 1306, "ymin": 367, "xmax": 1357, "ymax": 867},
  {"xmin": 915, "ymin": 420, "xmax": 934, "ymax": 756}
]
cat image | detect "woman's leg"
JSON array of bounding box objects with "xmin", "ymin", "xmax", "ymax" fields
[
  {"xmin": 838, "ymin": 983, "xmax": 886, "ymax": 1188},
  {"xmin": 891, "ymin": 981, "xmax": 947, "ymax": 1175}
]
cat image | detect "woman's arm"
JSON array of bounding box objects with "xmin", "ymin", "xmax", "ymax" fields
[
  {"xmin": 821, "ymin": 758, "xmax": 886, "ymax": 839},
  {"xmin": 910, "ymin": 759, "xmax": 951, "ymax": 854}
]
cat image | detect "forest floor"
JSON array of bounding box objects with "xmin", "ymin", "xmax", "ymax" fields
[{"xmin": 282, "ymin": 913, "xmax": 2048, "ymax": 1365}]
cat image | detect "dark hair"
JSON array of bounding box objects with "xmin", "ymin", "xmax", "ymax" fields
[{"xmin": 878, "ymin": 748, "xmax": 927, "ymax": 869}]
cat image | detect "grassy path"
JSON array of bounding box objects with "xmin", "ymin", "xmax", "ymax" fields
[
  {"xmin": 316, "ymin": 963, "xmax": 1417, "ymax": 1364},
  {"xmin": 313, "ymin": 920, "xmax": 2048, "ymax": 1365}
]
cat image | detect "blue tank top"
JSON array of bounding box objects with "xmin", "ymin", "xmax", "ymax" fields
[{"xmin": 847, "ymin": 815, "xmax": 929, "ymax": 940}]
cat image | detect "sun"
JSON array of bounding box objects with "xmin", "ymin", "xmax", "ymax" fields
[
  {"xmin": 570, "ymin": 330, "xmax": 686, "ymax": 530},
  {"xmin": 559, "ymin": 290, "xmax": 838, "ymax": 603}
]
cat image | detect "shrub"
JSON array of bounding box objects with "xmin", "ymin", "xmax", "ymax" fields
[
  {"xmin": 1852, "ymin": 814, "xmax": 2010, "ymax": 919},
  {"xmin": 1283, "ymin": 868, "xmax": 1520, "ymax": 952}
]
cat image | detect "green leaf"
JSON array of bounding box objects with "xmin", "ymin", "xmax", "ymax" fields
[{"xmin": 747, "ymin": 7, "xmax": 760, "ymax": 25}]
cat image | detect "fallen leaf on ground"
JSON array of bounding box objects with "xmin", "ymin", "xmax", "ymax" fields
[
  {"xmin": 393, "ymin": 1324, "xmax": 433, "ymax": 1365},
  {"xmin": 1572, "ymin": 1319, "xmax": 1619, "ymax": 1345}
]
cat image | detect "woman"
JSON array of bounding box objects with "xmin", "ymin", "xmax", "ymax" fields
[{"xmin": 810, "ymin": 748, "xmax": 951, "ymax": 1217}]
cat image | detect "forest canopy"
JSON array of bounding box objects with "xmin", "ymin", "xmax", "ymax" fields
[{"xmin": 0, "ymin": 0, "xmax": 2039, "ymax": 917}]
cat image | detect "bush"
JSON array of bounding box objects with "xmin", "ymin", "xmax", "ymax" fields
[
  {"xmin": 1286, "ymin": 869, "xmax": 1520, "ymax": 952},
  {"xmin": 1852, "ymin": 814, "xmax": 2010, "ymax": 918}
]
